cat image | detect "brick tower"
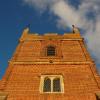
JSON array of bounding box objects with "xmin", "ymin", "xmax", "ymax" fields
[{"xmin": 0, "ymin": 27, "xmax": 100, "ymax": 100}]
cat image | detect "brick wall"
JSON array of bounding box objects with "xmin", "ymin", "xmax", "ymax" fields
[{"xmin": 0, "ymin": 32, "xmax": 100, "ymax": 99}]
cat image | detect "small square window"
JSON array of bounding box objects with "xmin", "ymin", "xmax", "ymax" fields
[
  {"xmin": 39, "ymin": 75, "xmax": 64, "ymax": 93},
  {"xmin": 47, "ymin": 46, "xmax": 55, "ymax": 56}
]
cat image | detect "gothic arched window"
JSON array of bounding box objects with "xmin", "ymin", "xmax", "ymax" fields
[
  {"xmin": 53, "ymin": 78, "xmax": 61, "ymax": 92},
  {"xmin": 40, "ymin": 75, "xmax": 64, "ymax": 93},
  {"xmin": 47, "ymin": 46, "xmax": 55, "ymax": 56},
  {"xmin": 96, "ymin": 94, "xmax": 100, "ymax": 100},
  {"xmin": 43, "ymin": 77, "xmax": 51, "ymax": 92}
]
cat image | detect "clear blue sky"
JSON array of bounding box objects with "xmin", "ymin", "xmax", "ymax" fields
[
  {"xmin": 0, "ymin": 0, "xmax": 66, "ymax": 79},
  {"xmin": 0, "ymin": 0, "xmax": 100, "ymax": 79}
]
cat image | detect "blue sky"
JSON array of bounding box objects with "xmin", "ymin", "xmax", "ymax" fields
[{"xmin": 0, "ymin": 0, "xmax": 100, "ymax": 79}]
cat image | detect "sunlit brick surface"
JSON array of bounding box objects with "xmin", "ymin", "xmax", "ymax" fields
[{"xmin": 0, "ymin": 29, "xmax": 100, "ymax": 99}]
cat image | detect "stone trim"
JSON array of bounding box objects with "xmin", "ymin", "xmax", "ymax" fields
[
  {"xmin": 39, "ymin": 75, "xmax": 64, "ymax": 93},
  {"xmin": 0, "ymin": 92, "xmax": 8, "ymax": 100},
  {"xmin": 95, "ymin": 92, "xmax": 100, "ymax": 99},
  {"xmin": 9, "ymin": 61, "xmax": 94, "ymax": 65}
]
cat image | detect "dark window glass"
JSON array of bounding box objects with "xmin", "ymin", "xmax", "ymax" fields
[
  {"xmin": 43, "ymin": 77, "xmax": 51, "ymax": 92},
  {"xmin": 47, "ymin": 46, "xmax": 55, "ymax": 56},
  {"xmin": 53, "ymin": 78, "xmax": 61, "ymax": 92},
  {"xmin": 96, "ymin": 95, "xmax": 100, "ymax": 100}
]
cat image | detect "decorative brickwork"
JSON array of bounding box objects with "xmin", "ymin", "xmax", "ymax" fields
[{"xmin": 0, "ymin": 28, "xmax": 100, "ymax": 100}]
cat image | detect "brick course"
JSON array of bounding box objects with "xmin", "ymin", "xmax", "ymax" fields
[{"xmin": 0, "ymin": 28, "xmax": 100, "ymax": 99}]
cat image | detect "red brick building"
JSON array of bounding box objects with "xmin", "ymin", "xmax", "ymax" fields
[{"xmin": 0, "ymin": 28, "xmax": 100, "ymax": 100}]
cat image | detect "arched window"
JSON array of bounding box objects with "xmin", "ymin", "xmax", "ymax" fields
[
  {"xmin": 53, "ymin": 78, "xmax": 61, "ymax": 92},
  {"xmin": 47, "ymin": 46, "xmax": 55, "ymax": 56},
  {"xmin": 96, "ymin": 94, "xmax": 100, "ymax": 100},
  {"xmin": 43, "ymin": 77, "xmax": 51, "ymax": 92},
  {"xmin": 40, "ymin": 75, "xmax": 64, "ymax": 93}
]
